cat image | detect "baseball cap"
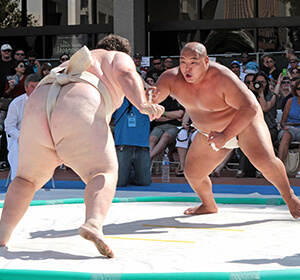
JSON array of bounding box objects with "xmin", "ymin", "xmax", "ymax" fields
[
  {"xmin": 245, "ymin": 61, "xmax": 259, "ymax": 73},
  {"xmin": 231, "ymin": 60, "xmax": 240, "ymax": 66},
  {"xmin": 289, "ymin": 55, "xmax": 299, "ymax": 62},
  {"xmin": 134, "ymin": 52, "xmax": 142, "ymax": 58},
  {"xmin": 1, "ymin": 44, "xmax": 12, "ymax": 51}
]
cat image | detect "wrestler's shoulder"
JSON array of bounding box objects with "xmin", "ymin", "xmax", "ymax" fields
[{"xmin": 161, "ymin": 67, "xmax": 181, "ymax": 79}]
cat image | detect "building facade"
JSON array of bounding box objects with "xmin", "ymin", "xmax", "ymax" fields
[{"xmin": 0, "ymin": 0, "xmax": 299, "ymax": 58}]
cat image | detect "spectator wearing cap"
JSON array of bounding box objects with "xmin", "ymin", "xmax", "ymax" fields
[
  {"xmin": 230, "ymin": 60, "xmax": 246, "ymax": 81},
  {"xmin": 244, "ymin": 61, "xmax": 259, "ymax": 74},
  {"xmin": 133, "ymin": 52, "xmax": 148, "ymax": 80},
  {"xmin": 288, "ymin": 55, "xmax": 300, "ymax": 70},
  {"xmin": 0, "ymin": 44, "xmax": 16, "ymax": 171}
]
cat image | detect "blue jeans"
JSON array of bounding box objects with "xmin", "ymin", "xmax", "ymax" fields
[{"xmin": 116, "ymin": 145, "xmax": 151, "ymax": 187}]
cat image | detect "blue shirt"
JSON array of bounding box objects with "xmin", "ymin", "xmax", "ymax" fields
[
  {"xmin": 113, "ymin": 97, "xmax": 150, "ymax": 148},
  {"xmin": 287, "ymin": 96, "xmax": 300, "ymax": 123}
]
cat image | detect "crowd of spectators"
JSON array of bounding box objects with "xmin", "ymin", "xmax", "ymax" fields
[
  {"xmin": 0, "ymin": 44, "xmax": 69, "ymax": 174},
  {"xmin": 1, "ymin": 42, "xmax": 300, "ymax": 185}
]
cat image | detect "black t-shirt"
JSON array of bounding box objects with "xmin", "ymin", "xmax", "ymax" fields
[
  {"xmin": 154, "ymin": 96, "xmax": 185, "ymax": 126},
  {"xmin": 0, "ymin": 58, "xmax": 16, "ymax": 97},
  {"xmin": 147, "ymin": 68, "xmax": 165, "ymax": 82}
]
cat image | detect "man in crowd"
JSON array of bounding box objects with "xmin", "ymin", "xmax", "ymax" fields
[{"xmin": 5, "ymin": 74, "xmax": 41, "ymax": 180}]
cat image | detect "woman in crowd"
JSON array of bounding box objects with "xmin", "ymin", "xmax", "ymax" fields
[
  {"xmin": 4, "ymin": 60, "xmax": 27, "ymax": 99},
  {"xmin": 278, "ymin": 78, "xmax": 300, "ymax": 177},
  {"xmin": 40, "ymin": 62, "xmax": 52, "ymax": 78},
  {"xmin": 266, "ymin": 56, "xmax": 282, "ymax": 82}
]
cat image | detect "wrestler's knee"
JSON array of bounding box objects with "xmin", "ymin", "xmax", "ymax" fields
[{"xmin": 85, "ymin": 170, "xmax": 117, "ymax": 188}]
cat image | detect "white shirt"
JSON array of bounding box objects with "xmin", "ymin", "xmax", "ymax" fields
[{"xmin": 4, "ymin": 93, "xmax": 28, "ymax": 140}]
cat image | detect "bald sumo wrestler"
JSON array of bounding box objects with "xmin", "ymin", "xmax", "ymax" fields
[
  {"xmin": 0, "ymin": 35, "xmax": 164, "ymax": 258},
  {"xmin": 148, "ymin": 42, "xmax": 300, "ymax": 219}
]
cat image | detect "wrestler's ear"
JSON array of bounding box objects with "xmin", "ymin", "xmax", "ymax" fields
[{"xmin": 205, "ymin": 56, "xmax": 210, "ymax": 64}]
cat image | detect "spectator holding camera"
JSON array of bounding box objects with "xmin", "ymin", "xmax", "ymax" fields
[
  {"xmin": 236, "ymin": 72, "xmax": 277, "ymax": 178},
  {"xmin": 253, "ymin": 72, "xmax": 278, "ymax": 142}
]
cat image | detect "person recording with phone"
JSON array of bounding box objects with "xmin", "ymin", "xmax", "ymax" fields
[{"xmin": 274, "ymin": 70, "xmax": 292, "ymax": 110}]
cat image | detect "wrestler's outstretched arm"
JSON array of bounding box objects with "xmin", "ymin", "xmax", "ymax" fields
[
  {"xmin": 113, "ymin": 53, "xmax": 164, "ymax": 120},
  {"xmin": 147, "ymin": 70, "xmax": 174, "ymax": 104}
]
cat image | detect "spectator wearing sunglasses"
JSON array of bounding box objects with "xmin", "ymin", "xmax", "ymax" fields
[
  {"xmin": 0, "ymin": 44, "xmax": 16, "ymax": 98},
  {"xmin": 287, "ymin": 54, "xmax": 300, "ymax": 70},
  {"xmin": 274, "ymin": 73, "xmax": 293, "ymax": 110},
  {"xmin": 239, "ymin": 52, "xmax": 250, "ymax": 73},
  {"xmin": 290, "ymin": 67, "xmax": 300, "ymax": 80},
  {"xmin": 59, "ymin": 53, "xmax": 70, "ymax": 64},
  {"xmin": 230, "ymin": 60, "xmax": 246, "ymax": 81},
  {"xmin": 4, "ymin": 60, "xmax": 27, "ymax": 100},
  {"xmin": 24, "ymin": 50, "xmax": 41, "ymax": 77},
  {"xmin": 13, "ymin": 49, "xmax": 25, "ymax": 61},
  {"xmin": 278, "ymin": 78, "xmax": 300, "ymax": 177},
  {"xmin": 147, "ymin": 56, "xmax": 165, "ymax": 82},
  {"xmin": 266, "ymin": 56, "xmax": 282, "ymax": 82}
]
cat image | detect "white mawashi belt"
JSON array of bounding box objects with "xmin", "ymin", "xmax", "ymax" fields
[{"xmin": 37, "ymin": 46, "xmax": 113, "ymax": 131}]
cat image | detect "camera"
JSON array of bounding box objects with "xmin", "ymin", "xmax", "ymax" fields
[{"xmin": 253, "ymin": 81, "xmax": 262, "ymax": 90}]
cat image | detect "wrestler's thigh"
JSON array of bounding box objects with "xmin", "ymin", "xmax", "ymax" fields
[
  {"xmin": 55, "ymin": 119, "xmax": 118, "ymax": 184},
  {"xmin": 184, "ymin": 132, "xmax": 231, "ymax": 177},
  {"xmin": 239, "ymin": 120, "xmax": 275, "ymax": 163},
  {"xmin": 17, "ymin": 129, "xmax": 62, "ymax": 187}
]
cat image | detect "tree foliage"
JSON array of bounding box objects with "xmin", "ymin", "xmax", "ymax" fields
[{"xmin": 0, "ymin": 0, "xmax": 37, "ymax": 28}]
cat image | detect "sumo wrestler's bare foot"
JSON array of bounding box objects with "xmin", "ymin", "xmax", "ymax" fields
[
  {"xmin": 285, "ymin": 194, "xmax": 300, "ymax": 219},
  {"xmin": 78, "ymin": 225, "xmax": 114, "ymax": 258},
  {"xmin": 184, "ymin": 204, "xmax": 218, "ymax": 215}
]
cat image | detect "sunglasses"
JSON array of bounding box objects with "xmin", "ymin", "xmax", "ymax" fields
[
  {"xmin": 18, "ymin": 64, "xmax": 25, "ymax": 68},
  {"xmin": 153, "ymin": 62, "xmax": 161, "ymax": 65},
  {"xmin": 292, "ymin": 71, "xmax": 299, "ymax": 74},
  {"xmin": 290, "ymin": 61, "xmax": 298, "ymax": 63},
  {"xmin": 28, "ymin": 59, "xmax": 35, "ymax": 63},
  {"xmin": 266, "ymin": 60, "xmax": 274, "ymax": 63},
  {"xmin": 61, "ymin": 58, "xmax": 68, "ymax": 62},
  {"xmin": 15, "ymin": 52, "xmax": 25, "ymax": 56},
  {"xmin": 282, "ymin": 81, "xmax": 290, "ymax": 84},
  {"xmin": 296, "ymin": 87, "xmax": 300, "ymax": 91},
  {"xmin": 2, "ymin": 49, "xmax": 11, "ymax": 53}
]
